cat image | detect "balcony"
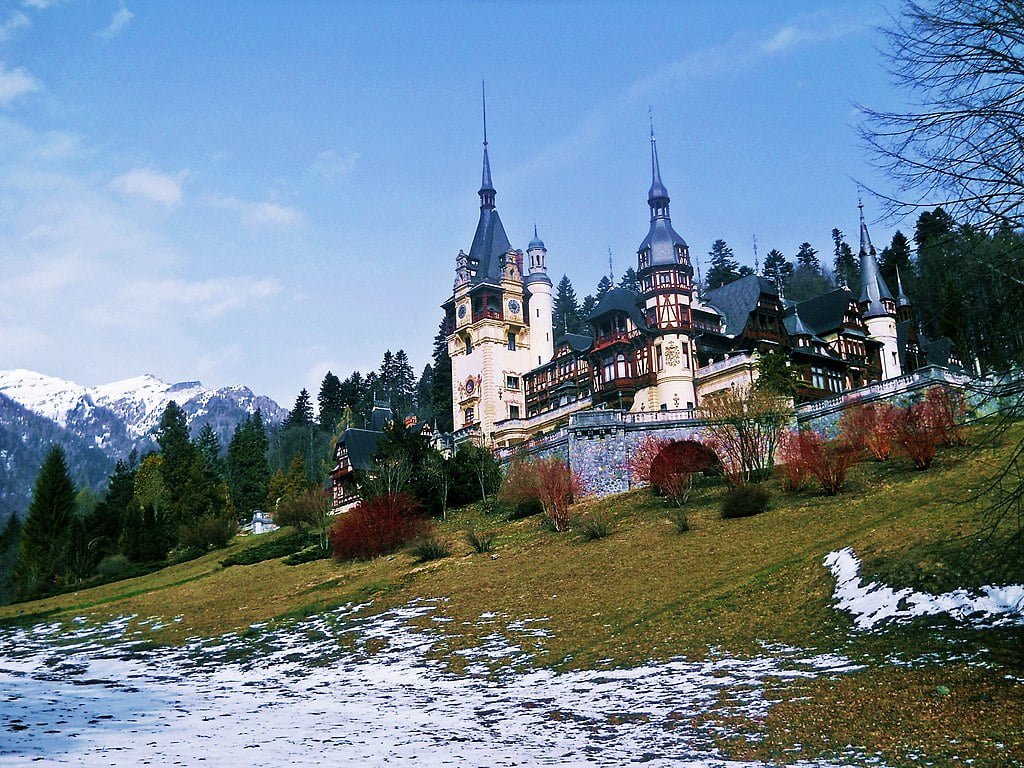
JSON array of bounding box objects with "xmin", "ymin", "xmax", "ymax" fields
[
  {"xmin": 696, "ymin": 352, "xmax": 757, "ymax": 378},
  {"xmin": 591, "ymin": 330, "xmax": 634, "ymax": 352},
  {"xmin": 472, "ymin": 309, "xmax": 503, "ymax": 323}
]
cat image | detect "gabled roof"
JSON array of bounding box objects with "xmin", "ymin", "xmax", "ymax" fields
[
  {"xmin": 338, "ymin": 428, "xmax": 384, "ymax": 471},
  {"xmin": 587, "ymin": 287, "xmax": 649, "ymax": 331},
  {"xmin": 702, "ymin": 275, "xmax": 778, "ymax": 336},
  {"xmin": 554, "ymin": 332, "xmax": 594, "ymax": 354},
  {"xmin": 794, "ymin": 288, "xmax": 855, "ymax": 336}
]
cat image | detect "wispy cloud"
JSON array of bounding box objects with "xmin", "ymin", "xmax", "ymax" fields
[
  {"xmin": 0, "ymin": 62, "xmax": 39, "ymax": 107},
  {"xmin": 760, "ymin": 14, "xmax": 867, "ymax": 55},
  {"xmin": 97, "ymin": 3, "xmax": 133, "ymax": 40},
  {"xmin": 0, "ymin": 11, "xmax": 30, "ymax": 41},
  {"xmin": 210, "ymin": 194, "xmax": 304, "ymax": 227},
  {"xmin": 21, "ymin": 0, "xmax": 62, "ymax": 9},
  {"xmin": 107, "ymin": 276, "xmax": 282, "ymax": 322},
  {"xmin": 110, "ymin": 168, "xmax": 185, "ymax": 207},
  {"xmin": 312, "ymin": 149, "xmax": 359, "ymax": 180}
]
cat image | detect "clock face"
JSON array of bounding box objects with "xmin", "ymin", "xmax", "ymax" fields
[
  {"xmin": 464, "ymin": 377, "xmax": 475, "ymax": 394},
  {"xmin": 458, "ymin": 304, "xmax": 468, "ymax": 319},
  {"xmin": 508, "ymin": 299, "xmax": 521, "ymax": 314}
]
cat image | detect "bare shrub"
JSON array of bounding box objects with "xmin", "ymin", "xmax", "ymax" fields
[
  {"xmin": 699, "ymin": 386, "xmax": 792, "ymax": 485},
  {"xmin": 839, "ymin": 401, "xmax": 899, "ymax": 460},
  {"xmin": 329, "ymin": 493, "xmax": 427, "ymax": 561}
]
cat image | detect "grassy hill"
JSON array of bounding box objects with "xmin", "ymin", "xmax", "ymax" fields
[{"xmin": 2, "ymin": 422, "xmax": 1022, "ymax": 766}]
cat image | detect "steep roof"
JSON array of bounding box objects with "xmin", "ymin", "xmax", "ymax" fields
[
  {"xmin": 587, "ymin": 287, "xmax": 649, "ymax": 331},
  {"xmin": 857, "ymin": 204, "xmax": 895, "ymax": 318},
  {"xmin": 468, "ymin": 206, "xmax": 512, "ymax": 284},
  {"xmin": 637, "ymin": 132, "xmax": 688, "ymax": 267},
  {"xmin": 339, "ymin": 428, "xmax": 384, "ymax": 471},
  {"xmin": 702, "ymin": 275, "xmax": 778, "ymax": 336},
  {"xmin": 794, "ymin": 288, "xmax": 855, "ymax": 336}
]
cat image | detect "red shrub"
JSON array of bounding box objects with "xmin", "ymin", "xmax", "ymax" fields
[
  {"xmin": 894, "ymin": 402, "xmax": 939, "ymax": 470},
  {"xmin": 649, "ymin": 441, "xmax": 718, "ymax": 506},
  {"xmin": 778, "ymin": 430, "xmax": 859, "ymax": 495},
  {"xmin": 839, "ymin": 401, "xmax": 898, "ymax": 461},
  {"xmin": 776, "ymin": 429, "xmax": 813, "ymax": 492},
  {"xmin": 627, "ymin": 435, "xmax": 671, "ymax": 486},
  {"xmin": 500, "ymin": 457, "xmax": 586, "ymax": 532},
  {"xmin": 922, "ymin": 386, "xmax": 968, "ymax": 446},
  {"xmin": 329, "ymin": 493, "xmax": 427, "ymax": 561}
]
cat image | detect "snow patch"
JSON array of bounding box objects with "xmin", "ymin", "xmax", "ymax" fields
[{"xmin": 825, "ymin": 547, "xmax": 1024, "ymax": 629}]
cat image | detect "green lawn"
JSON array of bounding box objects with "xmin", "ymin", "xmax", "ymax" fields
[{"xmin": 2, "ymin": 422, "xmax": 1022, "ymax": 767}]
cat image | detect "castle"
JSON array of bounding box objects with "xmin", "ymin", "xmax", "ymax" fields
[{"xmin": 443, "ymin": 125, "xmax": 961, "ymax": 450}]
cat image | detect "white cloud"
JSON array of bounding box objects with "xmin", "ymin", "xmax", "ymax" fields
[
  {"xmin": 0, "ymin": 62, "xmax": 39, "ymax": 107},
  {"xmin": 759, "ymin": 15, "xmax": 867, "ymax": 55},
  {"xmin": 210, "ymin": 194, "xmax": 304, "ymax": 227},
  {"xmin": 37, "ymin": 130, "xmax": 83, "ymax": 161},
  {"xmin": 110, "ymin": 168, "xmax": 185, "ymax": 207},
  {"xmin": 108, "ymin": 276, "xmax": 282, "ymax": 322},
  {"xmin": 21, "ymin": 0, "xmax": 61, "ymax": 9},
  {"xmin": 312, "ymin": 149, "xmax": 359, "ymax": 180},
  {"xmin": 0, "ymin": 12, "xmax": 30, "ymax": 41},
  {"xmin": 97, "ymin": 3, "xmax": 133, "ymax": 40}
]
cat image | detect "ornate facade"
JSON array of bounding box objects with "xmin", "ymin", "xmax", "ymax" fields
[{"xmin": 446, "ymin": 127, "xmax": 960, "ymax": 449}]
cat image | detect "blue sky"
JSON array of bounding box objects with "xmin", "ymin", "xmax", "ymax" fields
[{"xmin": 0, "ymin": 0, "xmax": 911, "ymax": 406}]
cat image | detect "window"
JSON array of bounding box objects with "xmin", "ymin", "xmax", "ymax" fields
[
  {"xmin": 655, "ymin": 344, "xmax": 664, "ymax": 372},
  {"xmin": 464, "ymin": 407, "xmax": 474, "ymax": 425},
  {"xmin": 811, "ymin": 366, "xmax": 825, "ymax": 389},
  {"xmin": 508, "ymin": 332, "xmax": 516, "ymax": 351},
  {"xmin": 659, "ymin": 273, "xmax": 671, "ymax": 285},
  {"xmin": 509, "ymin": 405, "xmax": 521, "ymax": 419},
  {"xmin": 506, "ymin": 375, "xmax": 520, "ymax": 390},
  {"xmin": 680, "ymin": 342, "xmax": 689, "ymax": 368},
  {"xmin": 464, "ymin": 335, "xmax": 473, "ymax": 354}
]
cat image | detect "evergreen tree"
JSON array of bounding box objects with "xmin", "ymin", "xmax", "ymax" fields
[
  {"xmin": 580, "ymin": 294, "xmax": 597, "ymax": 322},
  {"xmin": 762, "ymin": 249, "xmax": 793, "ymax": 284},
  {"xmin": 0, "ymin": 514, "xmax": 21, "ymax": 604},
  {"xmin": 553, "ymin": 274, "xmax": 584, "ymax": 335},
  {"xmin": 429, "ymin": 318, "xmax": 454, "ymax": 432},
  {"xmin": 755, "ymin": 351, "xmax": 797, "ymax": 397},
  {"xmin": 416, "ymin": 363, "xmax": 434, "ymax": 423},
  {"xmin": 795, "ymin": 242, "xmax": 821, "ymax": 273},
  {"xmin": 879, "ymin": 230, "xmax": 913, "ymax": 292},
  {"xmin": 390, "ymin": 349, "xmax": 418, "ymax": 418},
  {"xmin": 284, "ymin": 389, "xmax": 315, "ymax": 428},
  {"xmin": 87, "ymin": 458, "xmax": 136, "ymax": 561},
  {"xmin": 617, "ymin": 267, "xmax": 641, "ymax": 293},
  {"xmin": 596, "ymin": 275, "xmax": 614, "ymax": 299},
  {"xmin": 705, "ymin": 239, "xmax": 741, "ymax": 289},
  {"xmin": 196, "ymin": 423, "xmax": 225, "ymax": 482},
  {"xmin": 156, "ymin": 401, "xmax": 211, "ymax": 529},
  {"xmin": 14, "ymin": 445, "xmax": 76, "ymax": 594},
  {"xmin": 121, "ymin": 454, "xmax": 173, "ymax": 562},
  {"xmin": 832, "ymin": 228, "xmax": 859, "ymax": 289},
  {"xmin": 317, "ymin": 371, "xmax": 345, "ymax": 430},
  {"xmin": 266, "ymin": 452, "xmax": 312, "ymax": 511},
  {"xmin": 226, "ymin": 411, "xmax": 271, "ymax": 519}
]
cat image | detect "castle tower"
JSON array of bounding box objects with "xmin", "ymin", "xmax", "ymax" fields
[
  {"xmin": 634, "ymin": 127, "xmax": 698, "ymax": 411},
  {"xmin": 525, "ymin": 224, "xmax": 554, "ymax": 367},
  {"xmin": 895, "ymin": 265, "xmax": 913, "ymax": 324},
  {"xmin": 443, "ymin": 94, "xmax": 535, "ymax": 443},
  {"xmin": 857, "ymin": 202, "xmax": 903, "ymax": 380}
]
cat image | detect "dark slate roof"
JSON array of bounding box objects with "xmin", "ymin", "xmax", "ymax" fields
[
  {"xmin": 528, "ymin": 223, "xmax": 545, "ymax": 251},
  {"xmin": 468, "ymin": 207, "xmax": 512, "ymax": 284},
  {"xmin": 340, "ymin": 428, "xmax": 384, "ymax": 471},
  {"xmin": 919, "ymin": 331, "xmax": 962, "ymax": 369},
  {"xmin": 638, "ymin": 219, "xmax": 688, "ymax": 266},
  {"xmin": 857, "ymin": 207, "xmax": 895, "ymax": 317},
  {"xmin": 369, "ymin": 403, "xmax": 393, "ymax": 432},
  {"xmin": 554, "ymin": 332, "xmax": 594, "ymax": 353},
  {"xmin": 896, "ymin": 319, "xmax": 913, "ymax": 367},
  {"xmin": 587, "ymin": 287, "xmax": 649, "ymax": 331},
  {"xmin": 794, "ymin": 288, "xmax": 854, "ymax": 336},
  {"xmin": 702, "ymin": 275, "xmax": 778, "ymax": 336}
]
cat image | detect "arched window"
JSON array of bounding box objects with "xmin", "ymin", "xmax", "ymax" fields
[{"xmin": 464, "ymin": 334, "xmax": 473, "ymax": 354}]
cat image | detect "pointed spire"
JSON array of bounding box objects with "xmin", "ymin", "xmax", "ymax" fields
[
  {"xmin": 528, "ymin": 222, "xmax": 545, "ymax": 251},
  {"xmin": 858, "ymin": 196, "xmax": 874, "ymax": 256},
  {"xmin": 479, "ymin": 81, "xmax": 495, "ymax": 208},
  {"xmin": 895, "ymin": 264, "xmax": 911, "ymax": 307},
  {"xmin": 790, "ymin": 304, "xmax": 811, "ymax": 337},
  {"xmin": 648, "ymin": 113, "xmax": 670, "ymax": 211},
  {"xmin": 857, "ymin": 199, "xmax": 895, "ymax": 317}
]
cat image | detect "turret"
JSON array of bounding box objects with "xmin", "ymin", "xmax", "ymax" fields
[
  {"xmin": 857, "ymin": 202, "xmax": 902, "ymax": 379},
  {"xmin": 525, "ymin": 224, "xmax": 554, "ymax": 366},
  {"xmin": 895, "ymin": 265, "xmax": 913, "ymax": 324}
]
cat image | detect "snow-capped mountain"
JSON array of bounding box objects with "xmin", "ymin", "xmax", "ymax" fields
[{"xmin": 0, "ymin": 370, "xmax": 287, "ymax": 520}]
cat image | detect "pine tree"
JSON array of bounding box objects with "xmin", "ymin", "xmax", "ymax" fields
[
  {"xmin": 317, "ymin": 371, "xmax": 345, "ymax": 430},
  {"xmin": 429, "ymin": 318, "xmax": 454, "ymax": 432},
  {"xmin": 390, "ymin": 349, "xmax": 418, "ymax": 418},
  {"xmin": 267, "ymin": 452, "xmax": 311, "ymax": 511},
  {"xmin": 618, "ymin": 267, "xmax": 641, "ymax": 293},
  {"xmin": 596, "ymin": 275, "xmax": 614, "ymax": 299},
  {"xmin": 14, "ymin": 445, "xmax": 76, "ymax": 594},
  {"xmin": 832, "ymin": 228, "xmax": 859, "ymax": 289},
  {"xmin": 121, "ymin": 454, "xmax": 173, "ymax": 562},
  {"xmin": 196, "ymin": 423, "xmax": 225, "ymax": 481},
  {"xmin": 580, "ymin": 294, "xmax": 597, "ymax": 323},
  {"xmin": 795, "ymin": 242, "xmax": 821, "ymax": 273},
  {"xmin": 879, "ymin": 230, "xmax": 913, "ymax": 292},
  {"xmin": 416, "ymin": 363, "xmax": 434, "ymax": 423},
  {"xmin": 87, "ymin": 458, "xmax": 136, "ymax": 561},
  {"xmin": 227, "ymin": 411, "xmax": 271, "ymax": 519},
  {"xmin": 705, "ymin": 239, "xmax": 741, "ymax": 289},
  {"xmin": 553, "ymin": 275, "xmax": 584, "ymax": 335},
  {"xmin": 0, "ymin": 513, "xmax": 21, "ymax": 603},
  {"xmin": 762, "ymin": 249, "xmax": 793, "ymax": 284},
  {"xmin": 156, "ymin": 402, "xmax": 207, "ymax": 528},
  {"xmin": 284, "ymin": 389, "xmax": 315, "ymax": 428}
]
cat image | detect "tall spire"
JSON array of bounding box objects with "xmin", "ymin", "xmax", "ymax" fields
[
  {"xmin": 858, "ymin": 196, "xmax": 874, "ymax": 256},
  {"xmin": 648, "ymin": 114, "xmax": 670, "ymax": 215},
  {"xmin": 895, "ymin": 264, "xmax": 911, "ymax": 307},
  {"xmin": 479, "ymin": 81, "xmax": 495, "ymax": 209},
  {"xmin": 857, "ymin": 199, "xmax": 895, "ymax": 317}
]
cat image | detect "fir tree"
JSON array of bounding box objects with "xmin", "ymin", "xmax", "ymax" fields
[
  {"xmin": 266, "ymin": 452, "xmax": 311, "ymax": 511},
  {"xmin": 879, "ymin": 230, "xmax": 913, "ymax": 292},
  {"xmin": 553, "ymin": 275, "xmax": 584, "ymax": 335},
  {"xmin": 705, "ymin": 239, "xmax": 740, "ymax": 289},
  {"xmin": 317, "ymin": 371, "xmax": 345, "ymax": 430},
  {"xmin": 596, "ymin": 275, "xmax": 614, "ymax": 299},
  {"xmin": 617, "ymin": 267, "xmax": 641, "ymax": 293},
  {"xmin": 196, "ymin": 423, "xmax": 225, "ymax": 482},
  {"xmin": 762, "ymin": 249, "xmax": 793, "ymax": 284},
  {"xmin": 0, "ymin": 513, "xmax": 21, "ymax": 604},
  {"xmin": 795, "ymin": 242, "xmax": 821, "ymax": 273},
  {"xmin": 14, "ymin": 445, "xmax": 76, "ymax": 594},
  {"xmin": 390, "ymin": 349, "xmax": 418, "ymax": 418},
  {"xmin": 429, "ymin": 318, "xmax": 454, "ymax": 432},
  {"xmin": 87, "ymin": 459, "xmax": 136, "ymax": 561},
  {"xmin": 226, "ymin": 411, "xmax": 271, "ymax": 519},
  {"xmin": 416, "ymin": 363, "xmax": 434, "ymax": 423},
  {"xmin": 580, "ymin": 294, "xmax": 597, "ymax": 322},
  {"xmin": 285, "ymin": 389, "xmax": 315, "ymax": 428},
  {"xmin": 832, "ymin": 228, "xmax": 859, "ymax": 289},
  {"xmin": 121, "ymin": 454, "xmax": 173, "ymax": 562}
]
